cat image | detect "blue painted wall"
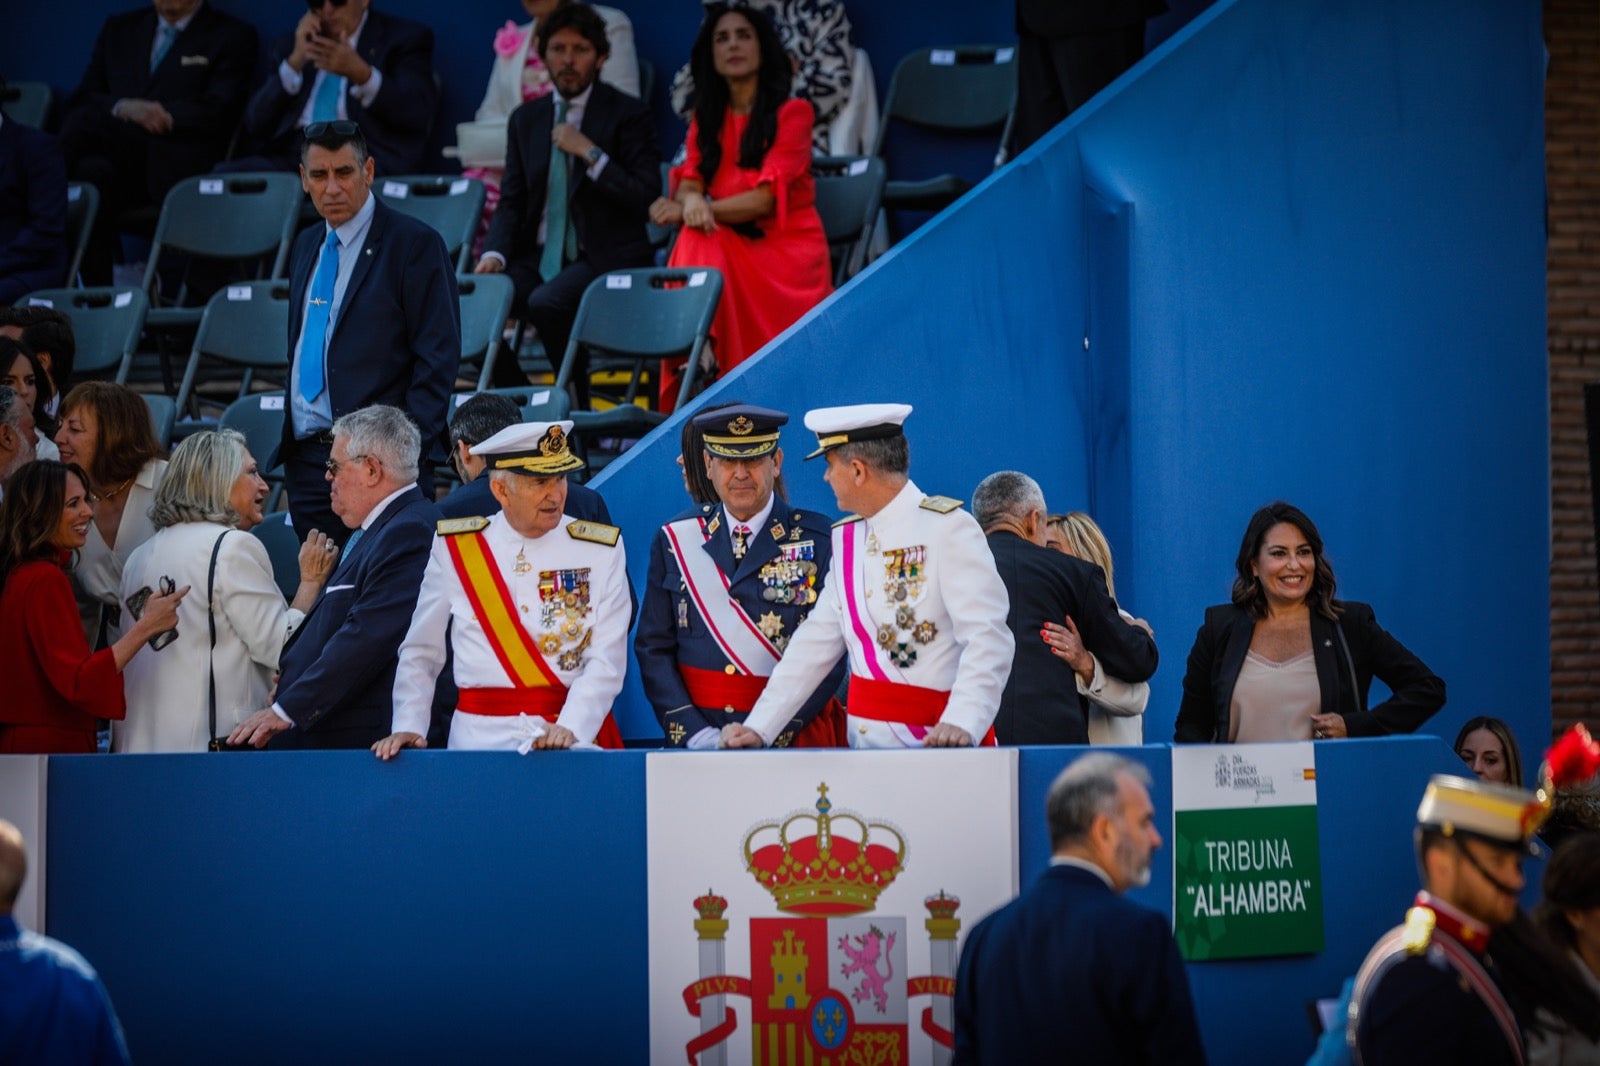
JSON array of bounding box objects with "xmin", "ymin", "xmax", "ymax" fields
[{"xmin": 44, "ymin": 737, "xmax": 1468, "ymax": 1065}]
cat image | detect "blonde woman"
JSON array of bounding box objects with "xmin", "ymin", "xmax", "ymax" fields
[{"xmin": 1042, "ymin": 512, "xmax": 1150, "ymax": 745}]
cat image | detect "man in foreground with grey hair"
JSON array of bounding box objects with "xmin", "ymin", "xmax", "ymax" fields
[
  {"xmin": 230, "ymin": 404, "xmax": 439, "ymax": 749},
  {"xmin": 0, "ymin": 385, "xmax": 37, "ymax": 499},
  {"xmin": 973, "ymin": 470, "xmax": 1157, "ymax": 745},
  {"xmin": 954, "ymin": 753, "xmax": 1207, "ymax": 1064},
  {"xmin": 0, "ymin": 819, "xmax": 131, "ymax": 1064}
]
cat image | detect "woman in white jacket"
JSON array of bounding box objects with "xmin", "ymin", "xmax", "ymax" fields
[
  {"xmin": 1041, "ymin": 512, "xmax": 1150, "ymax": 745},
  {"xmin": 113, "ymin": 431, "xmax": 333, "ymax": 753}
]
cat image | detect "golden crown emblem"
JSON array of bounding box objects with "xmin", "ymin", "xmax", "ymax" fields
[
  {"xmin": 728, "ymin": 416, "xmax": 755, "ymax": 436},
  {"xmin": 538, "ymin": 426, "xmax": 566, "ymax": 455},
  {"xmin": 742, "ymin": 783, "xmax": 907, "ymax": 916}
]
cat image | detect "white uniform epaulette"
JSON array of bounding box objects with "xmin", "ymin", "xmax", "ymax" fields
[
  {"xmin": 832, "ymin": 514, "xmax": 864, "ymax": 528},
  {"xmin": 567, "ymin": 520, "xmax": 621, "ymax": 546},
  {"xmin": 919, "ymin": 495, "xmax": 963, "ymax": 514},
  {"xmin": 437, "ymin": 516, "xmax": 490, "ymax": 535}
]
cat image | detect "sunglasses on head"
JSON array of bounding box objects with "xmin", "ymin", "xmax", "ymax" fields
[
  {"xmin": 306, "ymin": 0, "xmax": 350, "ymax": 9},
  {"xmin": 303, "ymin": 120, "xmax": 361, "ymax": 140}
]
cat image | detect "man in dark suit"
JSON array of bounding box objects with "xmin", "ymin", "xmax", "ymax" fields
[
  {"xmin": 474, "ymin": 2, "xmax": 661, "ymax": 391},
  {"xmin": 973, "ymin": 470, "xmax": 1157, "ymax": 745},
  {"xmin": 1012, "ymin": 0, "xmax": 1164, "ymax": 152},
  {"xmin": 276, "ymin": 120, "xmax": 458, "ymax": 546},
  {"xmin": 230, "ymin": 405, "xmax": 439, "ymax": 750},
  {"xmin": 0, "ymin": 110, "xmax": 67, "ymax": 301},
  {"xmin": 57, "ymin": 0, "xmax": 257, "ymax": 283},
  {"xmin": 954, "ymin": 753, "xmax": 1207, "ymax": 1065},
  {"xmin": 634, "ymin": 404, "xmax": 846, "ymax": 750},
  {"xmin": 439, "ymin": 392, "xmax": 611, "ymax": 524},
  {"xmin": 235, "ymin": 0, "xmax": 437, "ymax": 178}
]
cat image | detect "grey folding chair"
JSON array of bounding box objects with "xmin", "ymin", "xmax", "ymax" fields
[
  {"xmin": 141, "ymin": 393, "xmax": 177, "ymax": 449},
  {"xmin": 375, "ymin": 176, "xmax": 487, "ymax": 274},
  {"xmin": 172, "ymin": 281, "xmax": 292, "ymax": 421},
  {"xmin": 249, "ymin": 511, "xmax": 302, "ymax": 600},
  {"xmin": 0, "ymin": 81, "xmax": 51, "ymax": 128},
  {"xmin": 219, "ymin": 392, "xmax": 288, "ymax": 508},
  {"xmin": 64, "ymin": 182, "xmax": 100, "ymax": 288},
  {"xmin": 456, "ymin": 272, "xmax": 515, "ymax": 393},
  {"xmin": 15, "ymin": 287, "xmax": 148, "ymax": 383},
  {"xmin": 812, "ymin": 156, "xmax": 887, "ymax": 285}
]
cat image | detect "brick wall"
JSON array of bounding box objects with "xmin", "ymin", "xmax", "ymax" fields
[{"xmin": 1547, "ymin": 0, "xmax": 1599, "ymax": 739}]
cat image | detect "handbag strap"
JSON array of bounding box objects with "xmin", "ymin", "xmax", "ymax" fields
[{"xmin": 206, "ymin": 530, "xmax": 231, "ymax": 746}]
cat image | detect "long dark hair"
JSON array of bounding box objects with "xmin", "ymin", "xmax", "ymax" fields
[
  {"xmin": 689, "ymin": 3, "xmax": 792, "ymax": 186},
  {"xmin": 1230, "ymin": 501, "xmax": 1340, "ymax": 620},
  {"xmin": 0, "ymin": 460, "xmax": 89, "ymax": 585},
  {"xmin": 0, "ymin": 336, "xmax": 57, "ymax": 439}
]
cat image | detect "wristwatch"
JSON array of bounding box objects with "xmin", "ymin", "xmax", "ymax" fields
[{"xmin": 585, "ymin": 145, "xmax": 603, "ymax": 165}]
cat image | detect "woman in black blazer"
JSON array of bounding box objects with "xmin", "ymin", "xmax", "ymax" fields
[{"xmin": 1174, "ymin": 502, "xmax": 1444, "ymax": 743}]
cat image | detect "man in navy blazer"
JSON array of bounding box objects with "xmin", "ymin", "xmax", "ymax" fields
[
  {"xmin": 231, "ymin": 405, "xmax": 440, "ymax": 751},
  {"xmin": 955, "ymin": 753, "xmax": 1208, "ymax": 1065},
  {"xmin": 237, "ymin": 0, "xmax": 437, "ymax": 178},
  {"xmin": 276, "ymin": 120, "xmax": 458, "ymax": 546},
  {"xmin": 58, "ymin": 0, "xmax": 257, "ymax": 283},
  {"xmin": 0, "ymin": 113, "xmax": 67, "ymax": 302},
  {"xmin": 474, "ymin": 3, "xmax": 660, "ymax": 390}
]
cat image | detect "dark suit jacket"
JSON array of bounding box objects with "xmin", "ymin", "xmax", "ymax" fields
[
  {"xmin": 271, "ymin": 486, "xmax": 439, "ymax": 748},
  {"xmin": 278, "ymin": 198, "xmax": 459, "ymax": 466},
  {"xmin": 634, "ymin": 500, "xmax": 845, "ymax": 746},
  {"xmin": 484, "ymin": 81, "xmax": 660, "ymax": 274},
  {"xmin": 0, "ymin": 120, "xmax": 67, "ymax": 296},
  {"xmin": 64, "ymin": 3, "xmax": 257, "ymax": 192},
  {"xmin": 436, "ymin": 469, "xmax": 610, "ymax": 524},
  {"xmin": 1015, "ymin": 0, "xmax": 1166, "ymax": 36},
  {"xmin": 1173, "ymin": 600, "xmax": 1446, "ymax": 743},
  {"xmin": 954, "ymin": 864, "xmax": 1207, "ymax": 1065},
  {"xmin": 245, "ymin": 8, "xmax": 437, "ymax": 178},
  {"xmin": 986, "ymin": 530, "xmax": 1157, "ymax": 745}
]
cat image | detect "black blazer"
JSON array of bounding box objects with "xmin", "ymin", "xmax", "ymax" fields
[
  {"xmin": 986, "ymin": 530, "xmax": 1157, "ymax": 745},
  {"xmin": 954, "ymin": 864, "xmax": 1207, "ymax": 1065},
  {"xmin": 65, "ymin": 3, "xmax": 258, "ymax": 188},
  {"xmin": 245, "ymin": 8, "xmax": 437, "ymax": 178},
  {"xmin": 1173, "ymin": 600, "xmax": 1446, "ymax": 743},
  {"xmin": 483, "ymin": 81, "xmax": 661, "ymax": 273},
  {"xmin": 277, "ymin": 198, "xmax": 460, "ymax": 466},
  {"xmin": 271, "ymin": 486, "xmax": 439, "ymax": 749},
  {"xmin": 0, "ymin": 120, "xmax": 67, "ymax": 295}
]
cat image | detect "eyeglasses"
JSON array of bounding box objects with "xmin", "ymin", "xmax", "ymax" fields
[
  {"xmin": 324, "ymin": 454, "xmax": 369, "ymax": 477},
  {"xmin": 305, "ymin": 0, "xmax": 349, "ymax": 10},
  {"xmin": 303, "ymin": 120, "xmax": 361, "ymax": 141}
]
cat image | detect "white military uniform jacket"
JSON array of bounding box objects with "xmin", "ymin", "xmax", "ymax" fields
[
  {"xmin": 744, "ymin": 479, "xmax": 1013, "ymax": 747},
  {"xmin": 390, "ymin": 511, "xmax": 629, "ymax": 749}
]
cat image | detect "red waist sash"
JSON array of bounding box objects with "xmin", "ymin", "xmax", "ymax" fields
[
  {"xmin": 680, "ymin": 664, "xmax": 844, "ymax": 748},
  {"xmin": 456, "ymin": 687, "xmax": 624, "ymax": 749},
  {"xmin": 848, "ymin": 675, "xmax": 996, "ymax": 746}
]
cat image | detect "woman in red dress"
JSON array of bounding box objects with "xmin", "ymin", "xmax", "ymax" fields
[
  {"xmin": 650, "ymin": 3, "xmax": 832, "ymax": 405},
  {"xmin": 0, "ymin": 461, "xmax": 187, "ymax": 754}
]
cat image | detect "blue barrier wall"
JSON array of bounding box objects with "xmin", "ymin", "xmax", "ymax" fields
[
  {"xmin": 590, "ymin": 0, "xmax": 1549, "ymax": 755},
  {"xmin": 43, "ymin": 737, "xmax": 1468, "ymax": 1065}
]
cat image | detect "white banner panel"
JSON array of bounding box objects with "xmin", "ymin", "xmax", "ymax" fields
[{"xmin": 647, "ymin": 750, "xmax": 1018, "ymax": 1066}]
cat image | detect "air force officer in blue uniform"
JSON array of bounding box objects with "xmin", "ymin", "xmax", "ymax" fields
[
  {"xmin": 634, "ymin": 404, "xmax": 845, "ymax": 749},
  {"xmin": 955, "ymin": 753, "xmax": 1208, "ymax": 1065}
]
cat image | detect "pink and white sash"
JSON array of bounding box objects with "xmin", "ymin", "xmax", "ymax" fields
[{"xmin": 665, "ymin": 517, "xmax": 781, "ymax": 677}]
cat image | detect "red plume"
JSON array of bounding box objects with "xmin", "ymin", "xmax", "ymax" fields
[{"xmin": 1546, "ymin": 724, "xmax": 1600, "ymax": 790}]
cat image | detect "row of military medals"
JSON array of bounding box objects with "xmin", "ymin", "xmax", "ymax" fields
[
  {"xmin": 872, "ymin": 542, "xmax": 937, "ymax": 667},
  {"xmin": 516, "ymin": 543, "xmax": 591, "ymax": 671},
  {"xmin": 756, "ymin": 538, "xmax": 818, "ymax": 652}
]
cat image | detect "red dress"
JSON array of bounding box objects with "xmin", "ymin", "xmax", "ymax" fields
[
  {"xmin": 0, "ymin": 556, "xmax": 125, "ymax": 754},
  {"xmin": 669, "ymin": 99, "xmax": 833, "ymax": 394}
]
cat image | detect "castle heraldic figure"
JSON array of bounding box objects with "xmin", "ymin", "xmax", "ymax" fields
[
  {"xmin": 722, "ymin": 403, "xmax": 1014, "ymax": 750},
  {"xmin": 1349, "ymin": 773, "xmax": 1545, "ymax": 1065},
  {"xmin": 634, "ymin": 404, "xmax": 846, "ymax": 749},
  {"xmin": 376, "ymin": 420, "xmax": 628, "ymax": 756}
]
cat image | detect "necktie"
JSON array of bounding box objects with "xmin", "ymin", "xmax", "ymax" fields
[
  {"xmin": 299, "ymin": 229, "xmax": 341, "ymax": 403},
  {"xmin": 540, "ymin": 97, "xmax": 573, "ymax": 282},
  {"xmin": 732, "ymin": 526, "xmax": 749, "ymax": 561},
  {"xmin": 150, "ymin": 23, "xmax": 176, "ymax": 72},
  {"xmin": 340, "ymin": 527, "xmax": 364, "ymax": 564},
  {"xmin": 311, "ymin": 72, "xmax": 347, "ymax": 123}
]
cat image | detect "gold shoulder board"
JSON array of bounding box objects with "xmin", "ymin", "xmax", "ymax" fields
[
  {"xmin": 1401, "ymin": 906, "xmax": 1435, "ymax": 955},
  {"xmin": 437, "ymin": 516, "xmax": 490, "ymax": 535},
  {"xmin": 832, "ymin": 514, "xmax": 864, "ymax": 528},
  {"xmin": 567, "ymin": 520, "xmax": 621, "ymax": 547},
  {"xmin": 919, "ymin": 495, "xmax": 963, "ymax": 514}
]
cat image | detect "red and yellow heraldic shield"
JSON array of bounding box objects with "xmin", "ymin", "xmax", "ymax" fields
[{"xmin": 749, "ymin": 917, "xmax": 907, "ymax": 1066}]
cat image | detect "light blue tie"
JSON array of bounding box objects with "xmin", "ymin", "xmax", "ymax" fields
[
  {"xmin": 340, "ymin": 527, "xmax": 364, "ymax": 564},
  {"xmin": 299, "ymin": 229, "xmax": 340, "ymax": 403},
  {"xmin": 540, "ymin": 98, "xmax": 574, "ymax": 282},
  {"xmin": 150, "ymin": 23, "xmax": 176, "ymax": 72},
  {"xmin": 311, "ymin": 73, "xmax": 346, "ymax": 123}
]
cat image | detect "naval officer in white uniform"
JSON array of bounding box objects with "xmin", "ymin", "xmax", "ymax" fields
[
  {"xmin": 375, "ymin": 420, "xmax": 629, "ymax": 756},
  {"xmin": 721, "ymin": 403, "xmax": 1014, "ymax": 749}
]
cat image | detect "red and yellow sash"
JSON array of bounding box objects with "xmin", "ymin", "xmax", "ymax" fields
[{"xmin": 446, "ymin": 531, "xmax": 566, "ymax": 691}]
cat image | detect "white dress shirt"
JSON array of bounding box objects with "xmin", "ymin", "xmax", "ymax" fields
[
  {"xmin": 280, "ymin": 10, "xmax": 383, "ymax": 123},
  {"xmin": 289, "ymin": 191, "xmax": 377, "ymax": 437}
]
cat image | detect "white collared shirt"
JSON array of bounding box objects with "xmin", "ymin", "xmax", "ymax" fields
[
  {"xmin": 725, "ymin": 492, "xmax": 776, "ymax": 555},
  {"xmin": 281, "ymin": 10, "xmax": 382, "ymax": 122},
  {"xmin": 289, "ymin": 191, "xmax": 378, "ymax": 436}
]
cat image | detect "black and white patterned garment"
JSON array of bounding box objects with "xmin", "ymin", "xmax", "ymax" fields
[{"xmin": 670, "ymin": 0, "xmax": 855, "ymax": 153}]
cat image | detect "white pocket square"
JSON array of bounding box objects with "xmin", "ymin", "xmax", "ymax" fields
[
  {"xmin": 180, "ymin": 55, "xmax": 210, "ymax": 67},
  {"xmin": 324, "ymin": 584, "xmax": 356, "ymax": 593}
]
